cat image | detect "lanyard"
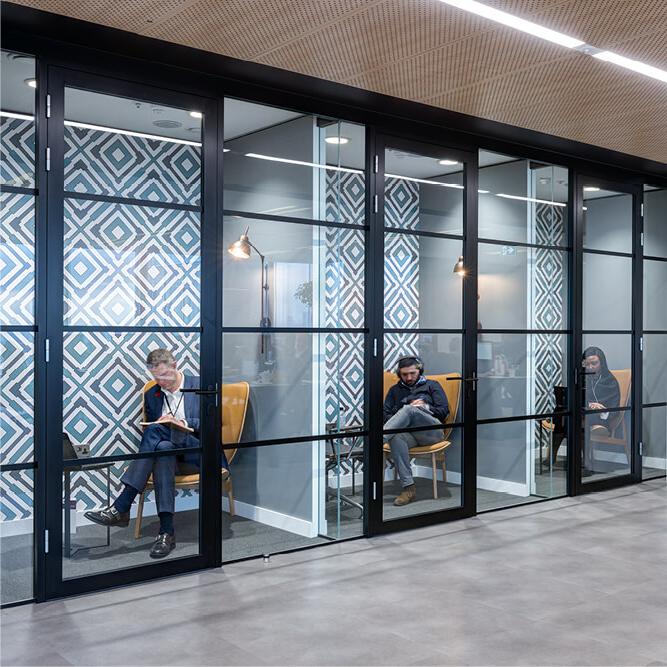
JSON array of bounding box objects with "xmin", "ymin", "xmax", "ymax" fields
[{"xmin": 163, "ymin": 387, "xmax": 184, "ymax": 418}]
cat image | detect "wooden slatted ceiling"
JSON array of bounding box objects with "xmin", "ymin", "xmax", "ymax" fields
[{"xmin": 11, "ymin": 0, "xmax": 667, "ymax": 164}]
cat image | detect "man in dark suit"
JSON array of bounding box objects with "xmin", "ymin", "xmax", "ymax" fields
[{"xmin": 85, "ymin": 348, "xmax": 225, "ymax": 558}]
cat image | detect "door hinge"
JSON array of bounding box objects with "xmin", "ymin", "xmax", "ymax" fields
[
  {"xmin": 639, "ymin": 336, "xmax": 643, "ymax": 351},
  {"xmin": 45, "ymin": 147, "xmax": 51, "ymax": 171},
  {"xmin": 639, "ymin": 441, "xmax": 643, "ymax": 456},
  {"xmin": 373, "ymin": 194, "xmax": 378, "ymax": 214},
  {"xmin": 46, "ymin": 94, "xmax": 51, "ymax": 118},
  {"xmin": 374, "ymin": 154, "xmax": 379, "ymax": 173},
  {"xmin": 640, "ymin": 203, "xmax": 644, "ymax": 218},
  {"xmin": 45, "ymin": 338, "xmax": 50, "ymax": 362},
  {"xmin": 640, "ymin": 232, "xmax": 644, "ymax": 247},
  {"xmin": 372, "ymin": 482, "xmax": 377, "ymax": 500},
  {"xmin": 44, "ymin": 529, "xmax": 49, "ymax": 553},
  {"xmin": 373, "ymin": 338, "xmax": 378, "ymax": 357}
]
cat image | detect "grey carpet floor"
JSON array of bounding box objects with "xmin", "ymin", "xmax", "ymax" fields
[{"xmin": 0, "ymin": 470, "xmax": 572, "ymax": 604}]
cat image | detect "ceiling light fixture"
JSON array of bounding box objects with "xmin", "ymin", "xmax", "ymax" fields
[
  {"xmin": 593, "ymin": 51, "xmax": 667, "ymax": 83},
  {"xmin": 386, "ymin": 173, "xmax": 464, "ymax": 189},
  {"xmin": 24, "ymin": 78, "xmax": 37, "ymax": 88},
  {"xmin": 245, "ymin": 152, "xmax": 363, "ymax": 175},
  {"xmin": 189, "ymin": 111, "xmax": 203, "ymax": 119},
  {"xmin": 478, "ymin": 189, "xmax": 490, "ymax": 194},
  {"xmin": 496, "ymin": 193, "xmax": 566, "ymax": 207},
  {"xmin": 325, "ymin": 136, "xmax": 350, "ymax": 145},
  {"xmin": 436, "ymin": 0, "xmax": 584, "ymax": 48},
  {"xmin": 438, "ymin": 159, "xmax": 458, "ymax": 166},
  {"xmin": 583, "ymin": 186, "xmax": 600, "ymax": 192}
]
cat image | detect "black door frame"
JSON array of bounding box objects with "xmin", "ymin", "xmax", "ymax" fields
[
  {"xmin": 42, "ymin": 66, "xmax": 221, "ymax": 599},
  {"xmin": 366, "ymin": 133, "xmax": 478, "ymax": 535},
  {"xmin": 571, "ymin": 172, "xmax": 643, "ymax": 496}
]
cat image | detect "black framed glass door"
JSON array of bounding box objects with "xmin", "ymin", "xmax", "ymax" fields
[
  {"xmin": 43, "ymin": 68, "xmax": 220, "ymax": 598},
  {"xmin": 368, "ymin": 135, "xmax": 477, "ymax": 533},
  {"xmin": 574, "ymin": 174, "xmax": 642, "ymax": 492}
]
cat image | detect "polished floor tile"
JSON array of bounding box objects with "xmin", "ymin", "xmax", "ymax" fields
[{"xmin": 1, "ymin": 479, "xmax": 665, "ymax": 666}]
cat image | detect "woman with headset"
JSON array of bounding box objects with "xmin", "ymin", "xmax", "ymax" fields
[{"xmin": 383, "ymin": 355, "xmax": 450, "ymax": 506}]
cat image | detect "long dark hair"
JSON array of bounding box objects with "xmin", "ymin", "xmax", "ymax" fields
[{"xmin": 582, "ymin": 346, "xmax": 611, "ymax": 375}]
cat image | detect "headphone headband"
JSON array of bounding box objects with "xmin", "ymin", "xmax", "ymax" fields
[{"xmin": 395, "ymin": 355, "xmax": 424, "ymax": 377}]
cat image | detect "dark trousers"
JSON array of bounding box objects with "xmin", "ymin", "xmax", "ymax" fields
[{"xmin": 121, "ymin": 424, "xmax": 201, "ymax": 514}]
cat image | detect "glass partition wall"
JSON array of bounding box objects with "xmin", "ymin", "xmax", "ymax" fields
[
  {"xmin": 221, "ymin": 100, "xmax": 367, "ymax": 559},
  {"xmin": 476, "ymin": 151, "xmax": 570, "ymax": 510},
  {"xmin": 0, "ymin": 50, "xmax": 37, "ymax": 604},
  {"xmin": 0, "ymin": 56, "xmax": 662, "ymax": 603},
  {"xmin": 642, "ymin": 185, "xmax": 667, "ymax": 480}
]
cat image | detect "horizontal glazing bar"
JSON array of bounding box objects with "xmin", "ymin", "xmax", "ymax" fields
[
  {"xmin": 383, "ymin": 227, "xmax": 464, "ymax": 242},
  {"xmin": 0, "ymin": 462, "xmax": 36, "ymax": 472},
  {"xmin": 477, "ymin": 411, "xmax": 569, "ymax": 425},
  {"xmin": 223, "ymin": 209, "xmax": 367, "ymax": 231},
  {"xmin": 65, "ymin": 191, "xmax": 201, "ymax": 213},
  {"xmin": 478, "ymin": 237, "xmax": 571, "ymax": 252},
  {"xmin": 62, "ymin": 326, "xmax": 201, "ymax": 333},
  {"xmin": 62, "ymin": 446, "xmax": 201, "ymax": 467},
  {"xmin": 0, "ymin": 185, "xmax": 37, "ymax": 196},
  {"xmin": 583, "ymin": 247, "xmax": 634, "ymax": 258},
  {"xmin": 222, "ymin": 327, "xmax": 367, "ymax": 334},
  {"xmin": 223, "ymin": 431, "xmax": 368, "ymax": 449}
]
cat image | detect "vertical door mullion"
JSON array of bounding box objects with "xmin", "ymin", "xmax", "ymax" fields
[
  {"xmin": 570, "ymin": 171, "xmax": 584, "ymax": 495},
  {"xmin": 462, "ymin": 155, "xmax": 478, "ymax": 514},
  {"xmin": 365, "ymin": 129, "xmax": 383, "ymax": 536},
  {"xmin": 632, "ymin": 189, "xmax": 643, "ymax": 480},
  {"xmin": 43, "ymin": 66, "xmax": 66, "ymax": 597}
]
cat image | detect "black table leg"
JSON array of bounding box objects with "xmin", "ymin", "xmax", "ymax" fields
[{"xmin": 64, "ymin": 469, "xmax": 71, "ymax": 558}]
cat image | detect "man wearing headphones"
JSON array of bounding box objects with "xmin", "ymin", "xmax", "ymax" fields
[{"xmin": 383, "ymin": 355, "xmax": 449, "ymax": 506}]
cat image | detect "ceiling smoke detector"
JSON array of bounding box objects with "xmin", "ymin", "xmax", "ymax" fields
[{"xmin": 153, "ymin": 120, "xmax": 182, "ymax": 129}]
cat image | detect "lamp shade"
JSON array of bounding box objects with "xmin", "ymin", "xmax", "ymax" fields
[
  {"xmin": 228, "ymin": 226, "xmax": 251, "ymax": 259},
  {"xmin": 453, "ymin": 255, "xmax": 465, "ymax": 275}
]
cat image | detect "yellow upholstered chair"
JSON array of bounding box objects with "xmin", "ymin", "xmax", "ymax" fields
[
  {"xmin": 134, "ymin": 380, "xmax": 249, "ymax": 538},
  {"xmin": 589, "ymin": 369, "xmax": 632, "ymax": 463},
  {"xmin": 382, "ymin": 371, "xmax": 461, "ymax": 499}
]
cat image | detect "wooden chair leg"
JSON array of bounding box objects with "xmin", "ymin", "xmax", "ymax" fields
[
  {"xmin": 441, "ymin": 455, "xmax": 447, "ymax": 485},
  {"xmin": 134, "ymin": 490, "xmax": 145, "ymax": 539},
  {"xmin": 431, "ymin": 453, "xmax": 438, "ymax": 499},
  {"xmin": 225, "ymin": 477, "xmax": 235, "ymax": 517}
]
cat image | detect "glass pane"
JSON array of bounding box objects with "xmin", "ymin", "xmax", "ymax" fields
[
  {"xmin": 1, "ymin": 51, "xmax": 35, "ymax": 189},
  {"xmin": 384, "ymin": 147, "xmax": 463, "ymax": 235},
  {"xmin": 63, "ymin": 199, "xmax": 200, "ymax": 327},
  {"xmin": 478, "ymin": 151, "xmax": 568, "ymax": 246},
  {"xmin": 223, "ymin": 217, "xmax": 364, "ymax": 329},
  {"xmin": 384, "ymin": 233, "xmax": 462, "ymax": 329},
  {"xmin": 583, "ymin": 253, "xmax": 632, "ymax": 331},
  {"xmin": 0, "ymin": 468, "xmax": 34, "ymax": 604},
  {"xmin": 64, "ymin": 88, "xmax": 201, "ymax": 206},
  {"xmin": 643, "ymin": 259, "xmax": 667, "ymax": 331},
  {"xmin": 1, "ymin": 192, "xmax": 35, "ymax": 326},
  {"xmin": 581, "ymin": 335, "xmax": 632, "ymax": 410},
  {"xmin": 221, "ymin": 437, "xmax": 364, "ymax": 562},
  {"xmin": 477, "ymin": 333, "xmax": 568, "ymax": 420},
  {"xmin": 477, "ymin": 417, "xmax": 568, "ymax": 512},
  {"xmin": 581, "ymin": 409, "xmax": 631, "ymax": 482},
  {"xmin": 222, "ymin": 332, "xmax": 364, "ymax": 440},
  {"xmin": 382, "ymin": 426, "xmax": 462, "ymax": 521},
  {"xmin": 382, "ymin": 335, "xmax": 463, "ymax": 419},
  {"xmin": 62, "ymin": 451, "xmax": 200, "ymax": 580},
  {"xmin": 643, "ymin": 334, "xmax": 667, "ymax": 405},
  {"xmin": 642, "ymin": 406, "xmax": 666, "ymax": 480},
  {"xmin": 1, "ymin": 332, "xmax": 34, "ymax": 465},
  {"xmin": 478, "ymin": 244, "xmax": 568, "ymax": 330},
  {"xmin": 583, "ymin": 188, "xmax": 632, "ymax": 253},
  {"xmin": 223, "ymin": 99, "xmax": 364, "ymax": 225},
  {"xmin": 643, "ymin": 187, "xmax": 667, "ymax": 258}
]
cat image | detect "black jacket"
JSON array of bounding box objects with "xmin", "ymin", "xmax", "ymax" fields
[{"xmin": 383, "ymin": 378, "xmax": 449, "ymax": 424}]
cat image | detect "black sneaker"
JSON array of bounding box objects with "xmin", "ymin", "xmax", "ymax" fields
[
  {"xmin": 84, "ymin": 505, "xmax": 130, "ymax": 527},
  {"xmin": 149, "ymin": 532, "xmax": 176, "ymax": 558}
]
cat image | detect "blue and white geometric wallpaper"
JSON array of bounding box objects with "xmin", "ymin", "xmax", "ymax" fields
[
  {"xmin": 0, "ymin": 117, "xmax": 35, "ymax": 188},
  {"xmin": 64, "ymin": 125, "xmax": 201, "ymax": 205},
  {"xmin": 63, "ymin": 199, "xmax": 200, "ymax": 327}
]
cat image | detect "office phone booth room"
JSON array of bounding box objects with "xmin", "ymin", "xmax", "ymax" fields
[{"xmin": 1, "ymin": 45, "xmax": 661, "ymax": 604}]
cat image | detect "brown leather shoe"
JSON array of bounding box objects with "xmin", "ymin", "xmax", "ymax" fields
[{"xmin": 394, "ymin": 484, "xmax": 416, "ymax": 506}]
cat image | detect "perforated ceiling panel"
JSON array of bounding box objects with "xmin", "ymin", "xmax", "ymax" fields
[{"xmin": 11, "ymin": 0, "xmax": 667, "ymax": 163}]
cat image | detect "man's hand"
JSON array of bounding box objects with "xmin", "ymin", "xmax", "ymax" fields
[
  {"xmin": 156, "ymin": 415, "xmax": 186, "ymax": 426},
  {"xmin": 588, "ymin": 402, "xmax": 605, "ymax": 410},
  {"xmin": 410, "ymin": 399, "xmax": 426, "ymax": 406}
]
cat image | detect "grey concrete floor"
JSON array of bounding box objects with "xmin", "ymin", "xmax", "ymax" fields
[{"xmin": 1, "ymin": 478, "xmax": 666, "ymax": 667}]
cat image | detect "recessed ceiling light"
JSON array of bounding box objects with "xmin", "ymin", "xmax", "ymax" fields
[
  {"xmin": 593, "ymin": 51, "xmax": 667, "ymax": 83},
  {"xmin": 438, "ymin": 159, "xmax": 459, "ymax": 166},
  {"xmin": 189, "ymin": 111, "xmax": 203, "ymax": 119},
  {"xmin": 325, "ymin": 136, "xmax": 350, "ymax": 145},
  {"xmin": 583, "ymin": 186, "xmax": 600, "ymax": 192},
  {"xmin": 24, "ymin": 78, "xmax": 37, "ymax": 89},
  {"xmin": 436, "ymin": 0, "xmax": 585, "ymax": 49}
]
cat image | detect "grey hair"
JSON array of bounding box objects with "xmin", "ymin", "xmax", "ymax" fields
[{"xmin": 146, "ymin": 348, "xmax": 175, "ymax": 368}]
